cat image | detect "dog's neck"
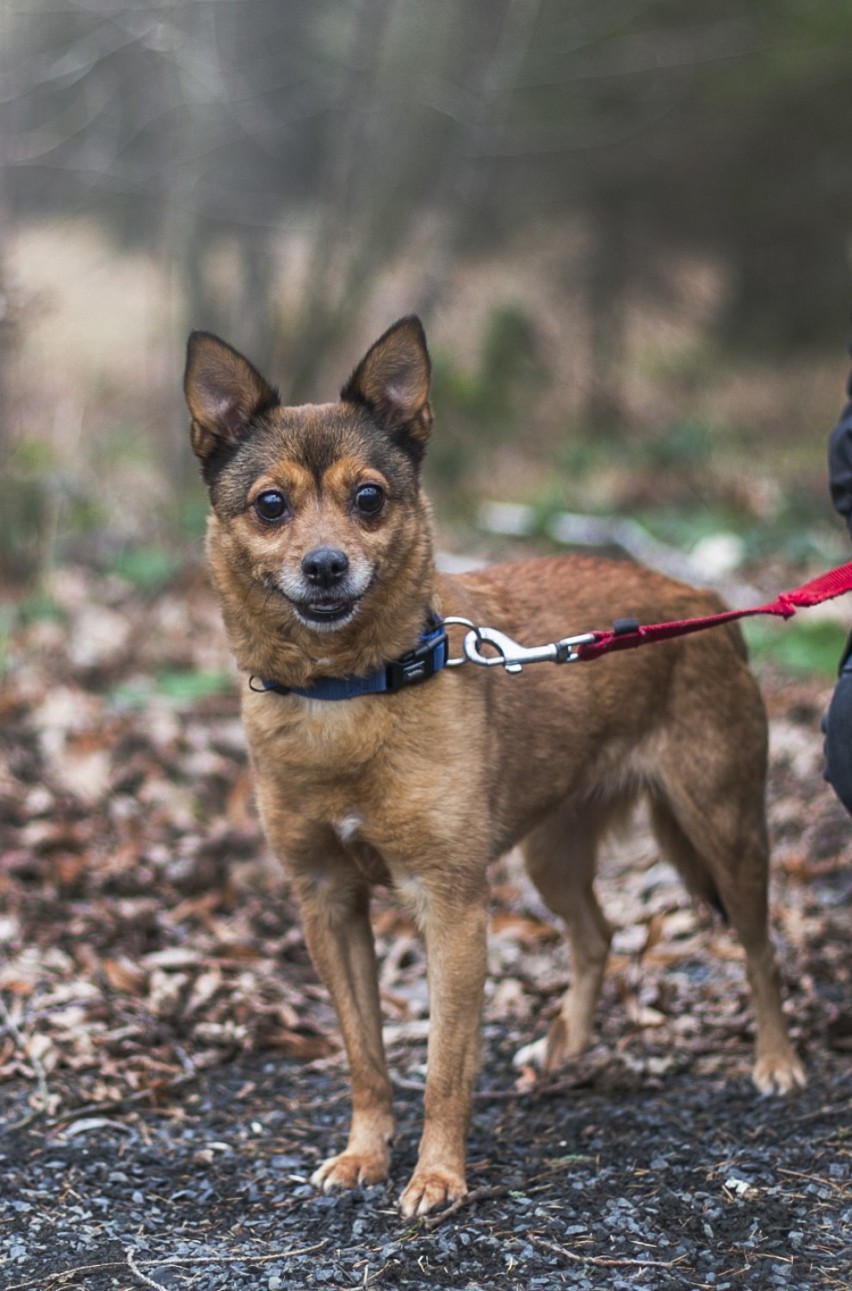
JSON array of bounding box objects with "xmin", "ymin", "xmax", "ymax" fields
[{"xmin": 254, "ymin": 615, "xmax": 447, "ymax": 700}]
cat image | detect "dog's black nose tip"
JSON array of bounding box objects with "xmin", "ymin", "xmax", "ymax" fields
[{"xmin": 302, "ymin": 546, "xmax": 350, "ymax": 589}]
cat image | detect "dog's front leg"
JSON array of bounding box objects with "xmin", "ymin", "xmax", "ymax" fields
[
  {"xmin": 399, "ymin": 881, "xmax": 488, "ymax": 1218},
  {"xmin": 293, "ymin": 861, "xmax": 394, "ymax": 1192}
]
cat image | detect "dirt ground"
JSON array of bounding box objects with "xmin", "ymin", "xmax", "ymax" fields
[{"xmin": 0, "ymin": 565, "xmax": 849, "ymax": 1289}]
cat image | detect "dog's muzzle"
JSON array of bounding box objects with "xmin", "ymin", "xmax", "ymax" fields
[{"xmin": 272, "ymin": 547, "xmax": 373, "ymax": 630}]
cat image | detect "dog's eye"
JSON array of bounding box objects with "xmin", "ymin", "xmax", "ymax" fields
[
  {"xmin": 353, "ymin": 483, "xmax": 385, "ymax": 517},
  {"xmin": 254, "ymin": 490, "xmax": 289, "ymax": 523}
]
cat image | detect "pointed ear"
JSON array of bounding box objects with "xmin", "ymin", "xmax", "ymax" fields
[
  {"xmin": 340, "ymin": 316, "xmax": 432, "ymax": 458},
  {"xmin": 184, "ymin": 331, "xmax": 279, "ymax": 461}
]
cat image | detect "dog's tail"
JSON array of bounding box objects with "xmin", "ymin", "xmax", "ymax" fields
[{"xmin": 647, "ymin": 791, "xmax": 728, "ymax": 922}]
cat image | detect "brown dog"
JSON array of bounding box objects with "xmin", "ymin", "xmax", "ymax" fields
[{"xmin": 184, "ymin": 316, "xmax": 805, "ymax": 1217}]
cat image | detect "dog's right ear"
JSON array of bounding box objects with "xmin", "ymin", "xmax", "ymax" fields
[{"xmin": 184, "ymin": 332, "xmax": 279, "ymax": 462}]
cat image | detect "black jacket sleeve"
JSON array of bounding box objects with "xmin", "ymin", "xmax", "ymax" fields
[
  {"xmin": 829, "ymin": 417, "xmax": 852, "ymax": 537},
  {"xmin": 829, "ymin": 362, "xmax": 852, "ymax": 538}
]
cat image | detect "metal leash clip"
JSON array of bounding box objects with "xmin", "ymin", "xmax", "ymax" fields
[{"xmin": 443, "ymin": 616, "xmax": 597, "ymax": 675}]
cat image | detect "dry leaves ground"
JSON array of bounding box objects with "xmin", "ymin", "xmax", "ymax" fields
[{"xmin": 0, "ymin": 563, "xmax": 849, "ymax": 1290}]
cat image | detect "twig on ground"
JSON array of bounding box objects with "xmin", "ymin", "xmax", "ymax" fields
[
  {"xmin": 126, "ymin": 1247, "xmax": 170, "ymax": 1291},
  {"xmin": 420, "ymin": 1184, "xmax": 515, "ymax": 1230},
  {"xmin": 6, "ymin": 1260, "xmax": 127, "ymax": 1290},
  {"xmin": 129, "ymin": 1242, "xmax": 328, "ymax": 1271},
  {"xmin": 48, "ymin": 1071, "xmax": 198, "ymax": 1126},
  {"xmin": 473, "ymin": 1071, "xmax": 602, "ymax": 1102},
  {"xmin": 0, "ymin": 995, "xmax": 52, "ymax": 1128},
  {"xmin": 777, "ymin": 1166, "xmax": 850, "ymax": 1197},
  {"xmin": 6, "ymin": 1242, "xmax": 329, "ymax": 1291},
  {"xmin": 473, "ymin": 1051, "xmax": 619, "ymax": 1102},
  {"xmin": 419, "ymin": 1154, "xmax": 602, "ymax": 1230},
  {"xmin": 530, "ymin": 1234, "xmax": 689, "ymax": 1271}
]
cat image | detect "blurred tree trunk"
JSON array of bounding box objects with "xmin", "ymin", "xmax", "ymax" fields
[
  {"xmin": 280, "ymin": 0, "xmax": 543, "ymax": 396},
  {"xmin": 583, "ymin": 196, "xmax": 630, "ymax": 436},
  {"xmin": 161, "ymin": 1, "xmax": 242, "ymax": 497},
  {"xmin": 0, "ymin": 18, "xmax": 13, "ymax": 472},
  {"xmin": 0, "ymin": 234, "xmax": 9, "ymax": 469},
  {"xmin": 412, "ymin": 0, "xmax": 542, "ymax": 323},
  {"xmin": 284, "ymin": 0, "xmax": 396, "ymax": 401}
]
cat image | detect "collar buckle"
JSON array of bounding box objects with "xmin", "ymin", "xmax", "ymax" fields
[{"xmin": 384, "ymin": 626, "xmax": 447, "ymax": 692}]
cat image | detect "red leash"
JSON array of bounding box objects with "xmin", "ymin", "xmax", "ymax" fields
[{"xmin": 576, "ymin": 560, "xmax": 852, "ymax": 662}]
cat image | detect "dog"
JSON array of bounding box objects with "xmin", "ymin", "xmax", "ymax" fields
[{"xmin": 184, "ymin": 315, "xmax": 805, "ymax": 1218}]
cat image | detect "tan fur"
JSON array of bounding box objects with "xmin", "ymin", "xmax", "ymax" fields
[{"xmin": 185, "ymin": 317, "xmax": 805, "ymax": 1219}]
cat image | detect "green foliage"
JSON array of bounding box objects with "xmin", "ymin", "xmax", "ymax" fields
[
  {"xmin": 428, "ymin": 305, "xmax": 546, "ymax": 495},
  {"xmin": 0, "ymin": 440, "xmax": 106, "ymax": 582},
  {"xmin": 644, "ymin": 420, "xmax": 715, "ymax": 472},
  {"xmin": 741, "ymin": 526, "xmax": 839, "ymax": 569},
  {"xmin": 433, "ymin": 305, "xmax": 542, "ymax": 429},
  {"xmin": 0, "ymin": 604, "xmax": 18, "ymax": 681},
  {"xmin": 477, "ymin": 307, "xmax": 543, "ymax": 423},
  {"xmin": 108, "ymin": 547, "xmax": 182, "ymax": 591},
  {"xmin": 109, "ymin": 669, "xmax": 233, "ymax": 710},
  {"xmin": 0, "ymin": 591, "xmax": 65, "ymax": 682},
  {"xmin": 743, "ymin": 619, "xmax": 847, "ymax": 678},
  {"xmin": 10, "ymin": 590, "xmax": 65, "ymax": 628},
  {"xmin": 177, "ymin": 485, "xmax": 212, "ymax": 542},
  {"xmin": 633, "ymin": 506, "xmax": 737, "ymax": 548},
  {"xmin": 628, "ymin": 502, "xmax": 842, "ymax": 572}
]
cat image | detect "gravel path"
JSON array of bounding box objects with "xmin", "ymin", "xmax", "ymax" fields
[
  {"xmin": 1, "ymin": 570, "xmax": 849, "ymax": 1289},
  {"xmin": 1, "ymin": 1037, "xmax": 849, "ymax": 1290}
]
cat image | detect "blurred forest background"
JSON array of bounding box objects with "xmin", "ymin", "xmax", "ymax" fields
[
  {"xmin": 2, "ymin": 0, "xmax": 852, "ymax": 627},
  {"xmin": 3, "ymin": 12, "xmax": 852, "ymax": 1265}
]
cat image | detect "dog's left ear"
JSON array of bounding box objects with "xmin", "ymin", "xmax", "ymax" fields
[
  {"xmin": 184, "ymin": 331, "xmax": 279, "ymax": 462},
  {"xmin": 341, "ymin": 316, "xmax": 432, "ymax": 460}
]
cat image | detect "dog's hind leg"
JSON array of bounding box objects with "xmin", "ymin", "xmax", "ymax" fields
[
  {"xmin": 650, "ymin": 722, "xmax": 807, "ymax": 1095},
  {"xmin": 518, "ymin": 803, "xmax": 613, "ymax": 1072}
]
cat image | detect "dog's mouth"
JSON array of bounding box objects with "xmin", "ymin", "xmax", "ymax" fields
[
  {"xmin": 290, "ymin": 597, "xmax": 360, "ymax": 629},
  {"xmin": 265, "ymin": 568, "xmax": 373, "ymax": 631}
]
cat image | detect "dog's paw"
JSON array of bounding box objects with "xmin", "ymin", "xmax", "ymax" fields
[
  {"xmin": 512, "ymin": 1036, "xmax": 548, "ymax": 1071},
  {"xmin": 752, "ymin": 1051, "xmax": 807, "ymax": 1096},
  {"xmin": 399, "ymin": 1167, "xmax": 467, "ymax": 1218},
  {"xmin": 311, "ymin": 1148, "xmax": 390, "ymax": 1193},
  {"xmin": 513, "ymin": 1018, "xmax": 586, "ymax": 1074}
]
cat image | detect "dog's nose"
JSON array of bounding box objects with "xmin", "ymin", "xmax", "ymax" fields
[{"xmin": 301, "ymin": 546, "xmax": 350, "ymax": 589}]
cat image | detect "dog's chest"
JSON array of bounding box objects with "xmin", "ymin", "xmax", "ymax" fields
[
  {"xmin": 248, "ymin": 697, "xmax": 419, "ymax": 834},
  {"xmin": 247, "ymin": 694, "xmax": 389, "ymax": 776}
]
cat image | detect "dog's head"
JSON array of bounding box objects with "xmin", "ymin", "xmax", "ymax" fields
[{"xmin": 185, "ymin": 317, "xmax": 436, "ymax": 675}]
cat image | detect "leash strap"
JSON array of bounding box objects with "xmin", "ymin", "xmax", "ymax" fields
[{"xmin": 575, "ymin": 560, "xmax": 852, "ymax": 662}]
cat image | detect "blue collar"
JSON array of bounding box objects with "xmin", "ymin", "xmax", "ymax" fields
[{"xmin": 251, "ymin": 618, "xmax": 448, "ymax": 701}]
